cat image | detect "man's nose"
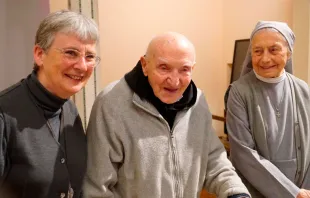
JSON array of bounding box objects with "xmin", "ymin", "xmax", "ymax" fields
[{"xmin": 167, "ymin": 71, "xmax": 180, "ymax": 86}]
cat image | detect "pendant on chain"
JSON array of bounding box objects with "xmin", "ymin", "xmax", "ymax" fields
[{"xmin": 276, "ymin": 110, "xmax": 281, "ymax": 118}]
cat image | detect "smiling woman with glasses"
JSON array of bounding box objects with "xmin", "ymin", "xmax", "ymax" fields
[{"xmin": 0, "ymin": 10, "xmax": 99, "ymax": 198}]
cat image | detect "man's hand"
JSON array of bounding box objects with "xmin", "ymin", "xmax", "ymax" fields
[{"xmin": 297, "ymin": 189, "xmax": 310, "ymax": 198}]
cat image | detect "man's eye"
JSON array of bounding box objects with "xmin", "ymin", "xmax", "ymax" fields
[
  {"xmin": 64, "ymin": 50, "xmax": 79, "ymax": 57},
  {"xmin": 182, "ymin": 67, "xmax": 190, "ymax": 72},
  {"xmin": 161, "ymin": 64, "xmax": 169, "ymax": 69}
]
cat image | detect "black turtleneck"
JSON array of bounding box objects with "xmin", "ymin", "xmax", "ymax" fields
[
  {"xmin": 0, "ymin": 71, "xmax": 87, "ymax": 198},
  {"xmin": 124, "ymin": 61, "xmax": 197, "ymax": 129},
  {"xmin": 26, "ymin": 71, "xmax": 67, "ymax": 141}
]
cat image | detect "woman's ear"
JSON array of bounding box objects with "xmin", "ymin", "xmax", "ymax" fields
[
  {"xmin": 287, "ymin": 50, "xmax": 292, "ymax": 60},
  {"xmin": 33, "ymin": 45, "xmax": 44, "ymax": 67}
]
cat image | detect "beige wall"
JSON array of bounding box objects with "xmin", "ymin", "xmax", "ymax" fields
[
  {"xmin": 97, "ymin": 1, "xmax": 295, "ymax": 135},
  {"xmin": 97, "ymin": 0, "xmax": 225, "ymax": 135},
  {"xmin": 97, "ymin": 0, "xmax": 224, "ymax": 93},
  {"xmin": 43, "ymin": 1, "xmax": 309, "ymax": 134},
  {"xmin": 223, "ymin": 0, "xmax": 293, "ymax": 86},
  {"xmin": 293, "ymin": 0, "xmax": 310, "ymax": 83},
  {"xmin": 49, "ymin": 0, "xmax": 68, "ymax": 12}
]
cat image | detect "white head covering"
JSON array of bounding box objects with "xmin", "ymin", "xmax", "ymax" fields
[{"xmin": 240, "ymin": 21, "xmax": 295, "ymax": 76}]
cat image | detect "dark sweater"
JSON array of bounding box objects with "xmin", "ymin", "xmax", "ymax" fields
[{"xmin": 0, "ymin": 72, "xmax": 86, "ymax": 198}]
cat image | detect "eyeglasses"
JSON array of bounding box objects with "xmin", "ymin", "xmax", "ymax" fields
[{"xmin": 55, "ymin": 48, "xmax": 101, "ymax": 68}]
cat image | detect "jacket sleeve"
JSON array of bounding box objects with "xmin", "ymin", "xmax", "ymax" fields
[
  {"xmin": 226, "ymin": 85, "xmax": 300, "ymax": 198},
  {"xmin": 202, "ymin": 99, "xmax": 250, "ymax": 198},
  {"xmin": 83, "ymin": 95, "xmax": 123, "ymax": 198}
]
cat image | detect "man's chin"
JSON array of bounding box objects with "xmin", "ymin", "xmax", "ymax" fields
[{"xmin": 158, "ymin": 97, "xmax": 178, "ymax": 104}]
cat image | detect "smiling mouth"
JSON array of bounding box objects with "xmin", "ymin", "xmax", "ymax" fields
[
  {"xmin": 260, "ymin": 65, "xmax": 276, "ymax": 69},
  {"xmin": 66, "ymin": 74, "xmax": 83, "ymax": 81},
  {"xmin": 164, "ymin": 88, "xmax": 178, "ymax": 93}
]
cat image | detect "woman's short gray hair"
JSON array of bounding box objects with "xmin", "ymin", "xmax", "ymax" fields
[{"xmin": 34, "ymin": 10, "xmax": 99, "ymax": 70}]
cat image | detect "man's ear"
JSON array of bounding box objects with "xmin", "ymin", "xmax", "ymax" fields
[
  {"xmin": 192, "ymin": 62, "xmax": 196, "ymax": 71},
  {"xmin": 140, "ymin": 56, "xmax": 148, "ymax": 76},
  {"xmin": 33, "ymin": 45, "xmax": 45, "ymax": 67}
]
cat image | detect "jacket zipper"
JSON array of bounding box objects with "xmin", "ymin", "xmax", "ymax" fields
[
  {"xmin": 133, "ymin": 101, "xmax": 183, "ymax": 198},
  {"xmin": 170, "ymin": 130, "xmax": 181, "ymax": 198},
  {"xmin": 167, "ymin": 117, "xmax": 183, "ymax": 198}
]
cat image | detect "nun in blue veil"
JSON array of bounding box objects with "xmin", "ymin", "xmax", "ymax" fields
[{"xmin": 226, "ymin": 21, "xmax": 310, "ymax": 198}]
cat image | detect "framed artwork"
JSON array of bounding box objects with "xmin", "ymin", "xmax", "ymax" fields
[
  {"xmin": 222, "ymin": 39, "xmax": 250, "ymax": 135},
  {"xmin": 230, "ymin": 39, "xmax": 250, "ymax": 83}
]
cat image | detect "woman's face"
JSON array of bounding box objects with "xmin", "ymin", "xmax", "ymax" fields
[
  {"xmin": 251, "ymin": 29, "xmax": 291, "ymax": 78},
  {"xmin": 34, "ymin": 33, "xmax": 97, "ymax": 99}
]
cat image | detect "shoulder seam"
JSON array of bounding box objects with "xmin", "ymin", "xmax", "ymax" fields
[{"xmin": 0, "ymin": 81, "xmax": 23, "ymax": 99}]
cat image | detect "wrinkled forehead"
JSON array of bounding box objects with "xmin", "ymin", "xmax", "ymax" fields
[
  {"xmin": 250, "ymin": 29, "xmax": 290, "ymax": 51},
  {"xmin": 251, "ymin": 29, "xmax": 289, "ymax": 48},
  {"xmin": 151, "ymin": 41, "xmax": 195, "ymax": 63}
]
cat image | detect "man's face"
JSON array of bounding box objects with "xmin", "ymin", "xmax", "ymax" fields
[
  {"xmin": 251, "ymin": 29, "xmax": 290, "ymax": 78},
  {"xmin": 141, "ymin": 43, "xmax": 195, "ymax": 104},
  {"xmin": 34, "ymin": 32, "xmax": 97, "ymax": 98}
]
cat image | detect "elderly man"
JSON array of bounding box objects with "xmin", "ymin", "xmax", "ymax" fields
[
  {"xmin": 83, "ymin": 32, "xmax": 250, "ymax": 198},
  {"xmin": 0, "ymin": 10, "xmax": 99, "ymax": 198}
]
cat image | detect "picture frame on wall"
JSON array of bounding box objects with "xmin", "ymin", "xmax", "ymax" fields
[
  {"xmin": 223, "ymin": 39, "xmax": 250, "ymax": 135},
  {"xmin": 230, "ymin": 39, "xmax": 250, "ymax": 83}
]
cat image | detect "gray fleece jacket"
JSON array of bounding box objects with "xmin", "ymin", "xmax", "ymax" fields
[{"xmin": 83, "ymin": 78, "xmax": 249, "ymax": 198}]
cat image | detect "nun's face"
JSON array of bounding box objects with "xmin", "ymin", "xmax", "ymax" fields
[{"xmin": 251, "ymin": 29, "xmax": 291, "ymax": 78}]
